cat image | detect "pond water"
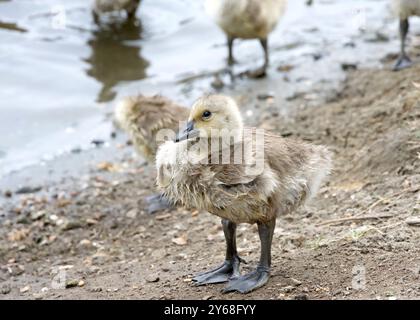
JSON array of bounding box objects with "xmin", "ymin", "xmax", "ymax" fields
[{"xmin": 0, "ymin": 0, "xmax": 413, "ymax": 178}]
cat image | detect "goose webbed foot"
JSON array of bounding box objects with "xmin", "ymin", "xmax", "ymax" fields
[
  {"xmin": 243, "ymin": 38, "xmax": 269, "ymax": 78},
  {"xmin": 192, "ymin": 256, "xmax": 243, "ymax": 285},
  {"xmin": 145, "ymin": 193, "xmax": 174, "ymax": 214},
  {"xmin": 222, "ymin": 266, "xmax": 270, "ymax": 294},
  {"xmin": 244, "ymin": 66, "xmax": 267, "ymax": 78},
  {"xmin": 227, "ymin": 57, "xmax": 237, "ymax": 66},
  {"xmin": 393, "ymin": 54, "xmax": 412, "ymax": 71}
]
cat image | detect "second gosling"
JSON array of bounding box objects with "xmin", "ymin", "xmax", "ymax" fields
[
  {"xmin": 115, "ymin": 95, "xmax": 189, "ymax": 213},
  {"xmin": 156, "ymin": 95, "xmax": 332, "ymax": 293},
  {"xmin": 114, "ymin": 95, "xmax": 189, "ymax": 163},
  {"xmin": 205, "ymin": 0, "xmax": 288, "ymax": 77}
]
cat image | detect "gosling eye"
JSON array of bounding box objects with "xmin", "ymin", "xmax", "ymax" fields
[{"xmin": 201, "ymin": 110, "xmax": 212, "ymax": 120}]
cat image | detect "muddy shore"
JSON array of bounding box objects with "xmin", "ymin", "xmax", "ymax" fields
[{"xmin": 1, "ymin": 58, "xmax": 419, "ymax": 299}]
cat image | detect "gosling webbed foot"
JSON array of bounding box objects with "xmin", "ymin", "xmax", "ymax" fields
[
  {"xmin": 222, "ymin": 266, "xmax": 270, "ymax": 294},
  {"xmin": 227, "ymin": 57, "xmax": 237, "ymax": 66},
  {"xmin": 193, "ymin": 256, "xmax": 243, "ymax": 285},
  {"xmin": 243, "ymin": 66, "xmax": 267, "ymax": 79},
  {"xmin": 145, "ymin": 193, "xmax": 174, "ymax": 214},
  {"xmin": 393, "ymin": 54, "xmax": 412, "ymax": 71}
]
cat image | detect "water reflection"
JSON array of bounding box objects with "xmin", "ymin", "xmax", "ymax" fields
[
  {"xmin": 84, "ymin": 19, "xmax": 149, "ymax": 103},
  {"xmin": 0, "ymin": 21, "xmax": 27, "ymax": 33}
]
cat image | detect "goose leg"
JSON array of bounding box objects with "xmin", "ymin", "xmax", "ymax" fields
[
  {"xmin": 222, "ymin": 218, "xmax": 275, "ymax": 294},
  {"xmin": 246, "ymin": 38, "xmax": 268, "ymax": 78},
  {"xmin": 193, "ymin": 219, "xmax": 243, "ymax": 285},
  {"xmin": 126, "ymin": 1, "xmax": 140, "ymax": 20},
  {"xmin": 227, "ymin": 36, "xmax": 236, "ymax": 66},
  {"xmin": 394, "ymin": 19, "xmax": 412, "ymax": 71},
  {"xmin": 92, "ymin": 10, "xmax": 100, "ymax": 25},
  {"xmin": 146, "ymin": 193, "xmax": 175, "ymax": 214}
]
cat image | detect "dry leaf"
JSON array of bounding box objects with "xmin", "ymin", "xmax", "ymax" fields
[
  {"xmin": 277, "ymin": 64, "xmax": 295, "ymax": 72},
  {"xmin": 156, "ymin": 213, "xmax": 171, "ymax": 221},
  {"xmin": 56, "ymin": 199, "xmax": 71, "ymax": 208},
  {"xmin": 8, "ymin": 228, "xmax": 30, "ymax": 242},
  {"xmin": 86, "ymin": 218, "xmax": 98, "ymax": 225},
  {"xmin": 172, "ymin": 234, "xmax": 188, "ymax": 246},
  {"xmin": 96, "ymin": 162, "xmax": 121, "ymax": 172}
]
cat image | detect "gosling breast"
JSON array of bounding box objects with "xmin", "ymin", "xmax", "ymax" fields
[{"xmin": 156, "ymin": 131, "xmax": 332, "ymax": 224}]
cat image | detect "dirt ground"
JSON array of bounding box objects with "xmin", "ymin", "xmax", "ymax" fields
[{"xmin": 1, "ymin": 60, "xmax": 419, "ymax": 300}]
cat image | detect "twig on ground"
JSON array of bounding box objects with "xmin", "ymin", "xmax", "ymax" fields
[
  {"xmin": 316, "ymin": 214, "xmax": 393, "ymax": 227},
  {"xmin": 354, "ymin": 187, "xmax": 417, "ymax": 217}
]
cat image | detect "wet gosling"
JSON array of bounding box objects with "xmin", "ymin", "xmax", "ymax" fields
[
  {"xmin": 156, "ymin": 95, "xmax": 332, "ymax": 293},
  {"xmin": 115, "ymin": 95, "xmax": 189, "ymax": 213},
  {"xmin": 114, "ymin": 95, "xmax": 189, "ymax": 163},
  {"xmin": 205, "ymin": 0, "xmax": 287, "ymax": 77},
  {"xmin": 392, "ymin": 0, "xmax": 420, "ymax": 70}
]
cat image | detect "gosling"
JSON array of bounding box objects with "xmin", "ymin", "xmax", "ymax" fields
[
  {"xmin": 392, "ymin": 0, "xmax": 420, "ymax": 70},
  {"xmin": 156, "ymin": 95, "xmax": 332, "ymax": 293},
  {"xmin": 205, "ymin": 0, "xmax": 288, "ymax": 78},
  {"xmin": 115, "ymin": 95, "xmax": 189, "ymax": 213},
  {"xmin": 92, "ymin": 0, "xmax": 141, "ymax": 23}
]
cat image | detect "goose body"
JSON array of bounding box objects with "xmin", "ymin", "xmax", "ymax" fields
[
  {"xmin": 156, "ymin": 95, "xmax": 332, "ymax": 293},
  {"xmin": 391, "ymin": 0, "xmax": 420, "ymax": 70},
  {"xmin": 393, "ymin": 0, "xmax": 420, "ymax": 19},
  {"xmin": 157, "ymin": 131, "xmax": 330, "ymax": 225},
  {"xmin": 205, "ymin": 0, "xmax": 287, "ymax": 77},
  {"xmin": 205, "ymin": 0, "xmax": 287, "ymax": 40}
]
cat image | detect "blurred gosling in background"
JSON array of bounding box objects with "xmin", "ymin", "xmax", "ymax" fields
[
  {"xmin": 205, "ymin": 0, "xmax": 288, "ymax": 78},
  {"xmin": 114, "ymin": 95, "xmax": 189, "ymax": 163},
  {"xmin": 114, "ymin": 95, "xmax": 189, "ymax": 213},
  {"xmin": 93, "ymin": 0, "xmax": 141, "ymax": 23},
  {"xmin": 392, "ymin": 0, "xmax": 420, "ymax": 70}
]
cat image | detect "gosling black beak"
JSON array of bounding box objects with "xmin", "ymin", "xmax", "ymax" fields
[{"xmin": 175, "ymin": 120, "xmax": 198, "ymax": 142}]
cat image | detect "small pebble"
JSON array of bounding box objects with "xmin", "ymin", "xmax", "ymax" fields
[
  {"xmin": 1, "ymin": 284, "xmax": 11, "ymax": 295},
  {"xmin": 145, "ymin": 275, "xmax": 160, "ymax": 283},
  {"xmin": 65, "ymin": 280, "xmax": 79, "ymax": 289}
]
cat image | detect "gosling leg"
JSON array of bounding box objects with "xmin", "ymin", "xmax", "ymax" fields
[
  {"xmin": 126, "ymin": 1, "xmax": 140, "ymax": 20},
  {"xmin": 227, "ymin": 36, "xmax": 236, "ymax": 66},
  {"xmin": 246, "ymin": 38, "xmax": 268, "ymax": 78},
  {"xmin": 145, "ymin": 193, "xmax": 175, "ymax": 214},
  {"xmin": 193, "ymin": 219, "xmax": 244, "ymax": 285},
  {"xmin": 92, "ymin": 10, "xmax": 100, "ymax": 25},
  {"xmin": 394, "ymin": 18, "xmax": 412, "ymax": 71},
  {"xmin": 222, "ymin": 218, "xmax": 275, "ymax": 294}
]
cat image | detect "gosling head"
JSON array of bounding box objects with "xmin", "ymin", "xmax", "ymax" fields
[{"xmin": 176, "ymin": 95, "xmax": 243, "ymax": 142}]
